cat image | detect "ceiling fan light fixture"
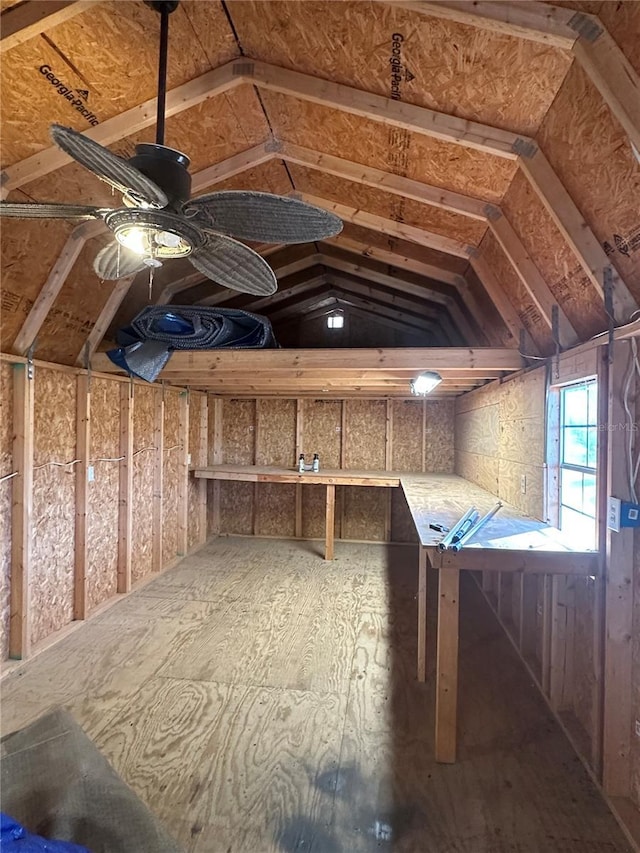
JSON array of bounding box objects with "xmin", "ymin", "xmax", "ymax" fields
[
  {"xmin": 410, "ymin": 371, "xmax": 442, "ymax": 396},
  {"xmin": 107, "ymin": 208, "xmax": 202, "ymax": 261}
]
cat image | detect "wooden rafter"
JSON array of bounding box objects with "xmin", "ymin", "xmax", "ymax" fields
[
  {"xmin": 470, "ymin": 255, "xmax": 536, "ymax": 352},
  {"xmin": 2, "ymin": 57, "xmax": 634, "ymax": 323},
  {"xmin": 0, "ymin": 0, "xmax": 100, "ymax": 53}
]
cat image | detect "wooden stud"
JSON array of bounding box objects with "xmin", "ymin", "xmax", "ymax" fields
[
  {"xmin": 210, "ymin": 397, "xmax": 223, "ymax": 535},
  {"xmin": 541, "ymin": 575, "xmax": 552, "ymax": 696},
  {"xmin": 9, "ymin": 362, "xmax": 35, "ymax": 659},
  {"xmin": 384, "ymin": 399, "xmax": 393, "ymax": 541},
  {"xmin": 295, "ymin": 399, "xmax": 303, "ymax": 538},
  {"xmin": 602, "ymin": 341, "xmax": 635, "ymax": 797},
  {"xmin": 325, "ymin": 483, "xmax": 336, "ymax": 560},
  {"xmin": 417, "ymin": 546, "xmax": 428, "ymax": 682},
  {"xmin": 74, "ymin": 372, "xmax": 90, "ymax": 621},
  {"xmin": 117, "ymin": 381, "xmax": 133, "ymax": 594},
  {"xmin": 549, "ymin": 575, "xmax": 575, "ymax": 712},
  {"xmin": 177, "ymin": 391, "xmax": 189, "ymax": 557},
  {"xmin": 152, "ymin": 388, "xmax": 165, "ymax": 572},
  {"xmin": 0, "ymin": 1, "xmax": 100, "ymax": 53},
  {"xmin": 435, "ymin": 568, "xmax": 460, "ymax": 763},
  {"xmin": 198, "ymin": 394, "xmax": 208, "ymax": 546}
]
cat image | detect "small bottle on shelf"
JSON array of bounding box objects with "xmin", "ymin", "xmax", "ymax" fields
[
  {"xmin": 312, "ymin": 453, "xmax": 320, "ymax": 473},
  {"xmin": 298, "ymin": 454, "xmax": 305, "ymax": 473}
]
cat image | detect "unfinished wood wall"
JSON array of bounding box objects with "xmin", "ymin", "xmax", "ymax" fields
[
  {"xmin": 210, "ymin": 396, "xmax": 454, "ymax": 542},
  {"xmin": 0, "ymin": 358, "xmax": 206, "ymax": 664},
  {"xmin": 453, "ymin": 354, "xmax": 610, "ymax": 796}
]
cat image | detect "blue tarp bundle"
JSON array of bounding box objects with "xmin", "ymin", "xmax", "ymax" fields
[
  {"xmin": 0, "ymin": 814, "xmax": 89, "ymax": 853},
  {"xmin": 107, "ymin": 305, "xmax": 277, "ymax": 382}
]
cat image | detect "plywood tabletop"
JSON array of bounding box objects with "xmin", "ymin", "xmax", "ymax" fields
[
  {"xmin": 193, "ymin": 465, "xmax": 403, "ymax": 487},
  {"xmin": 400, "ymin": 474, "xmax": 595, "ymax": 556}
]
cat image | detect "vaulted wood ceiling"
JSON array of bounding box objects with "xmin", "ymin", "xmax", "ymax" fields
[{"xmin": 1, "ymin": 0, "xmax": 638, "ymax": 372}]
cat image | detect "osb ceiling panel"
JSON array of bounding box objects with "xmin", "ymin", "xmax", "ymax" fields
[
  {"xmin": 19, "ymin": 85, "xmax": 270, "ymax": 205},
  {"xmin": 553, "ymin": 0, "xmax": 640, "ymax": 73},
  {"xmin": 204, "ymin": 159, "xmax": 293, "ymax": 195},
  {"xmin": 288, "ymin": 163, "xmax": 487, "ymax": 247},
  {"xmin": 502, "ymin": 171, "xmax": 608, "ymax": 341},
  {"xmin": 331, "ymin": 222, "xmax": 469, "ymax": 275},
  {"xmin": 262, "ymin": 90, "xmax": 518, "ymax": 202},
  {"xmin": 227, "ymin": 0, "xmax": 572, "ymax": 134},
  {"xmin": 480, "ymin": 231, "xmax": 554, "ymax": 354},
  {"xmin": 1, "ymin": 191, "xmax": 74, "ymax": 350},
  {"xmin": 537, "ymin": 62, "xmax": 640, "ymax": 304},
  {"xmin": 0, "ymin": 0, "xmax": 237, "ymax": 166},
  {"xmin": 34, "ymin": 234, "xmax": 113, "ymax": 364}
]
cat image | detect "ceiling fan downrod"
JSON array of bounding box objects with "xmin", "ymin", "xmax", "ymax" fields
[{"xmin": 148, "ymin": 0, "xmax": 179, "ymax": 146}]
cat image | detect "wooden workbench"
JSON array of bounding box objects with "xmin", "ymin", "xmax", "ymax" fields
[
  {"xmin": 193, "ymin": 465, "xmax": 401, "ymax": 560},
  {"xmin": 194, "ymin": 467, "xmax": 598, "ymax": 764},
  {"xmin": 400, "ymin": 474, "xmax": 599, "ymax": 764}
]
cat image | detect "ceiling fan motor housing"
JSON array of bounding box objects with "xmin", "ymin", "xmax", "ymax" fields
[{"xmin": 127, "ymin": 143, "xmax": 192, "ymax": 208}]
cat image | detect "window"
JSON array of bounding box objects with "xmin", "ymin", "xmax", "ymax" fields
[
  {"xmin": 327, "ymin": 312, "xmax": 344, "ymax": 329},
  {"xmin": 559, "ymin": 380, "xmax": 597, "ymax": 548}
]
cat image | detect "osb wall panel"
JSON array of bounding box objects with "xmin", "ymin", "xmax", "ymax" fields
[
  {"xmin": 86, "ymin": 377, "xmax": 119, "ymax": 613},
  {"xmin": 220, "ymin": 400, "xmax": 255, "ymax": 534},
  {"xmin": 0, "ymin": 214, "xmax": 73, "ymax": 350},
  {"xmin": 288, "ymin": 164, "xmax": 486, "ymax": 248},
  {"xmin": 0, "ymin": 0, "xmax": 237, "ymax": 166},
  {"xmin": 301, "ymin": 400, "xmax": 341, "ymax": 538},
  {"xmin": 537, "ymin": 62, "xmax": 640, "ymax": 303},
  {"xmin": 480, "ymin": 232, "xmax": 554, "ymax": 355},
  {"xmin": 229, "ymin": 1, "xmax": 570, "ymax": 134},
  {"xmin": 342, "ymin": 400, "xmax": 387, "ymax": 541},
  {"xmin": 391, "ymin": 400, "xmax": 424, "ymax": 472},
  {"xmin": 264, "ymin": 90, "xmax": 517, "ymax": 202},
  {"xmin": 343, "ymin": 400, "xmax": 386, "ymax": 469},
  {"xmin": 455, "ymin": 369, "xmax": 546, "ymax": 518},
  {"xmin": 342, "ymin": 488, "xmax": 387, "ymax": 542},
  {"xmin": 255, "ymin": 399, "xmax": 297, "ymax": 538},
  {"xmin": 391, "ymin": 490, "xmax": 419, "ymax": 543},
  {"xmin": 31, "ymin": 368, "xmax": 76, "ymax": 647},
  {"xmin": 424, "ymin": 401, "xmax": 455, "ymax": 473},
  {"xmin": 162, "ymin": 390, "xmax": 181, "ymax": 566},
  {"xmin": 0, "ymin": 363, "xmax": 13, "ymax": 659},
  {"xmin": 502, "ymin": 171, "xmax": 608, "ymax": 341},
  {"xmin": 131, "ymin": 385, "xmax": 155, "ymax": 583}
]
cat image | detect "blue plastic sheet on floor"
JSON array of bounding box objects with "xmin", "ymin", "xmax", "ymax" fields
[
  {"xmin": 1, "ymin": 814, "xmax": 90, "ymax": 853},
  {"xmin": 107, "ymin": 305, "xmax": 278, "ymax": 382}
]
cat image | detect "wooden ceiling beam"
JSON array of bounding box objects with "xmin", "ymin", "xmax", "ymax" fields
[
  {"xmin": 294, "ymin": 192, "xmax": 474, "ymax": 258},
  {"xmin": 91, "ymin": 347, "xmax": 523, "ymax": 373},
  {"xmin": 278, "ymin": 142, "xmax": 494, "ymax": 220},
  {"xmin": 2, "ymin": 58, "xmax": 634, "ymax": 323},
  {"xmin": 0, "ymin": 1, "xmax": 100, "ymax": 53},
  {"xmin": 74, "ymin": 274, "xmax": 135, "ymax": 366}
]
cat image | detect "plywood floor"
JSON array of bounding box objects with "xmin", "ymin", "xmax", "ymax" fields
[{"xmin": 1, "ymin": 538, "xmax": 631, "ymax": 852}]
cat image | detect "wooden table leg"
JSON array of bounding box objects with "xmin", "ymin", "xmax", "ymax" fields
[
  {"xmin": 325, "ymin": 483, "xmax": 335, "ymax": 560},
  {"xmin": 417, "ymin": 546, "xmax": 427, "ymax": 682},
  {"xmin": 435, "ymin": 567, "xmax": 460, "ymax": 764}
]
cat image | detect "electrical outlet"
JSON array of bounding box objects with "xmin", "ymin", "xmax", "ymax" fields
[
  {"xmin": 520, "ymin": 474, "xmax": 526, "ymax": 494},
  {"xmin": 187, "ymin": 453, "xmax": 192, "ymax": 465},
  {"xmin": 635, "ymin": 719, "xmax": 640, "ymax": 738},
  {"xmin": 87, "ymin": 465, "xmax": 95, "ymax": 483}
]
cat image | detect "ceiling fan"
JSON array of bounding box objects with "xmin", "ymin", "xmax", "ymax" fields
[{"xmin": 0, "ymin": 0, "xmax": 342, "ymax": 296}]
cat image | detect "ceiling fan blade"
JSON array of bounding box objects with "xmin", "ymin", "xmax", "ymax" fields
[
  {"xmin": 51, "ymin": 124, "xmax": 168, "ymax": 209},
  {"xmin": 0, "ymin": 202, "xmax": 105, "ymax": 220},
  {"xmin": 189, "ymin": 233, "xmax": 277, "ymax": 296},
  {"xmin": 184, "ymin": 191, "xmax": 343, "ymax": 244},
  {"xmin": 94, "ymin": 240, "xmax": 148, "ymax": 280}
]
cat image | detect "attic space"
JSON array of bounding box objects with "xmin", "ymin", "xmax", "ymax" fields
[{"xmin": 0, "ymin": 1, "xmax": 639, "ymax": 851}]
